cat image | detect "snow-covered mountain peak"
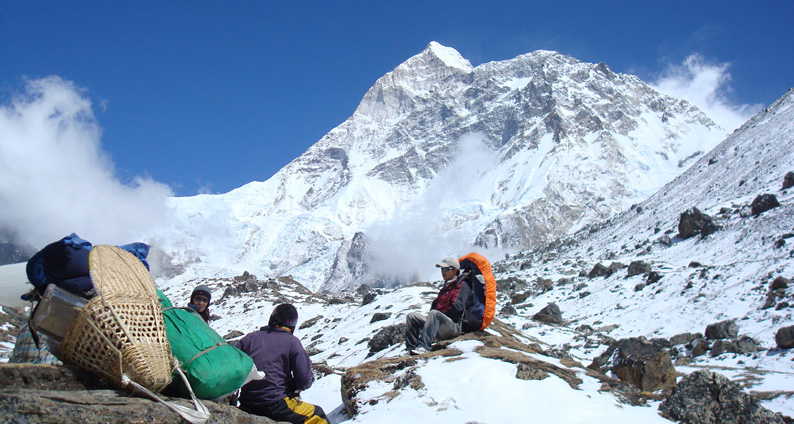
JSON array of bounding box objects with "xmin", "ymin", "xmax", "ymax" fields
[
  {"xmin": 424, "ymin": 41, "xmax": 473, "ymax": 71},
  {"xmin": 152, "ymin": 43, "xmax": 733, "ymax": 293}
]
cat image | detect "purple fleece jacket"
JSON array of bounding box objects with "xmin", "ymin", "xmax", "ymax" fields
[{"xmin": 235, "ymin": 326, "xmax": 314, "ymax": 408}]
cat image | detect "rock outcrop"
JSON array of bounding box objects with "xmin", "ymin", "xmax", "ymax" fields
[{"xmin": 0, "ymin": 364, "xmax": 277, "ymax": 423}]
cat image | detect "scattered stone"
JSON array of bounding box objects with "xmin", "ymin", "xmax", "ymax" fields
[
  {"xmin": 783, "ymin": 171, "xmax": 794, "ymax": 190},
  {"xmin": 370, "ymin": 312, "xmax": 391, "ymax": 323},
  {"xmin": 222, "ymin": 330, "xmax": 244, "ymax": 340},
  {"xmin": 511, "ymin": 291, "xmax": 530, "ymax": 304},
  {"xmin": 710, "ymin": 337, "xmax": 763, "ymax": 357},
  {"xmin": 771, "ymin": 276, "xmax": 791, "ymax": 290},
  {"xmin": 500, "ymin": 304, "xmax": 517, "ymax": 316},
  {"xmin": 659, "ymin": 370, "xmax": 785, "ymax": 424},
  {"xmin": 678, "ymin": 207, "xmax": 718, "ymax": 239},
  {"xmin": 299, "ymin": 315, "xmax": 323, "ymax": 330},
  {"xmin": 751, "ymin": 194, "xmax": 780, "ymax": 216},
  {"xmin": 516, "ymin": 363, "xmax": 549, "ymax": 381},
  {"xmin": 532, "ymin": 303, "xmax": 563, "ymax": 324},
  {"xmin": 575, "ymin": 325, "xmax": 594, "ymax": 336},
  {"xmin": 362, "ymin": 291, "xmax": 377, "ymax": 306},
  {"xmin": 588, "ymin": 263, "xmax": 609, "ymax": 278},
  {"xmin": 775, "ymin": 326, "xmax": 794, "ymax": 349},
  {"xmin": 627, "ymin": 261, "xmax": 650, "ymax": 277},
  {"xmin": 646, "ymin": 271, "xmax": 662, "ymax": 284},
  {"xmin": 705, "ymin": 319, "xmax": 739, "ymax": 340},
  {"xmin": 655, "ymin": 235, "xmax": 673, "ymax": 247},
  {"xmin": 670, "ymin": 332, "xmax": 701, "ymax": 346},
  {"xmin": 690, "ymin": 338, "xmax": 710, "ymax": 357}
]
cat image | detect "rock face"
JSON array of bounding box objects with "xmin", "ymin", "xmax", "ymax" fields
[
  {"xmin": 0, "ymin": 364, "xmax": 277, "ymax": 423},
  {"xmin": 659, "ymin": 370, "xmax": 785, "ymax": 424}
]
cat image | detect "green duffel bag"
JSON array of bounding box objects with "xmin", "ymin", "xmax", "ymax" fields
[{"xmin": 157, "ymin": 290, "xmax": 257, "ymax": 400}]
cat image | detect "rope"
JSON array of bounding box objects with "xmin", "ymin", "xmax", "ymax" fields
[{"xmin": 184, "ymin": 341, "xmax": 226, "ymax": 368}]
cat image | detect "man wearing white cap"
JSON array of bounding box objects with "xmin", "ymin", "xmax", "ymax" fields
[{"xmin": 404, "ymin": 256, "xmax": 476, "ymax": 355}]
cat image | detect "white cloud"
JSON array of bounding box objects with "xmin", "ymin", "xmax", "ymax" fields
[
  {"xmin": 0, "ymin": 76, "xmax": 173, "ymax": 249},
  {"xmin": 364, "ymin": 134, "xmax": 504, "ymax": 284},
  {"xmin": 650, "ymin": 54, "xmax": 761, "ymax": 132}
]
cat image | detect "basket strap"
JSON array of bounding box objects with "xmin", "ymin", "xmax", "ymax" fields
[{"xmin": 121, "ymin": 365, "xmax": 211, "ymax": 424}]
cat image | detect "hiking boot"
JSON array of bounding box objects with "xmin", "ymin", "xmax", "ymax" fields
[{"xmin": 410, "ymin": 346, "xmax": 428, "ymax": 355}]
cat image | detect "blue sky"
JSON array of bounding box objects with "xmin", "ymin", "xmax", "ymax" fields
[{"xmin": 1, "ymin": 1, "xmax": 792, "ymax": 197}]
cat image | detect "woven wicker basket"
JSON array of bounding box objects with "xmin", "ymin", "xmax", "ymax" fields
[{"xmin": 60, "ymin": 245, "xmax": 172, "ymax": 392}]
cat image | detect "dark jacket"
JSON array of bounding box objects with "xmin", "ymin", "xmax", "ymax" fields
[
  {"xmin": 431, "ymin": 273, "xmax": 481, "ymax": 332},
  {"xmin": 235, "ymin": 326, "xmax": 314, "ymax": 408}
]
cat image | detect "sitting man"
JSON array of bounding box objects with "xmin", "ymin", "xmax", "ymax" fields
[
  {"xmin": 187, "ymin": 285, "xmax": 212, "ymax": 323},
  {"xmin": 405, "ymin": 256, "xmax": 477, "ymax": 355},
  {"xmin": 234, "ymin": 303, "xmax": 328, "ymax": 424}
]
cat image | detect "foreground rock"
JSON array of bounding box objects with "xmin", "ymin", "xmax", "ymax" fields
[
  {"xmin": 659, "ymin": 370, "xmax": 786, "ymax": 424},
  {"xmin": 0, "ymin": 364, "xmax": 278, "ymax": 423}
]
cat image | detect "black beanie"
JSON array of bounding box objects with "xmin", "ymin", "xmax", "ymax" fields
[
  {"xmin": 191, "ymin": 285, "xmax": 212, "ymax": 303},
  {"xmin": 269, "ymin": 303, "xmax": 299, "ymax": 332}
]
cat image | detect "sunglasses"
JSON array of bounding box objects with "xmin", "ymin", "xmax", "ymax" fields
[
  {"xmin": 440, "ymin": 267, "xmax": 455, "ymax": 272},
  {"xmin": 193, "ymin": 297, "xmax": 209, "ymax": 304}
]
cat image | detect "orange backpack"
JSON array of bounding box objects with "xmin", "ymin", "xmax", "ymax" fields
[{"xmin": 458, "ymin": 252, "xmax": 497, "ymax": 330}]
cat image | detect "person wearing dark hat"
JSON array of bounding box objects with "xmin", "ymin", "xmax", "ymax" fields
[
  {"xmin": 234, "ymin": 303, "xmax": 328, "ymax": 424},
  {"xmin": 188, "ymin": 285, "xmax": 212, "ymax": 323},
  {"xmin": 404, "ymin": 256, "xmax": 476, "ymax": 355}
]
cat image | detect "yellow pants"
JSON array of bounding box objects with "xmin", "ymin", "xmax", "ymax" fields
[{"xmin": 243, "ymin": 396, "xmax": 329, "ymax": 424}]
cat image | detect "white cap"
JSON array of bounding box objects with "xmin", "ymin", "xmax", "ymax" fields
[{"xmin": 435, "ymin": 257, "xmax": 460, "ymax": 270}]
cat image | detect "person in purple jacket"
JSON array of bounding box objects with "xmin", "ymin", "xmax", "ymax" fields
[{"xmin": 235, "ymin": 303, "xmax": 328, "ymax": 424}]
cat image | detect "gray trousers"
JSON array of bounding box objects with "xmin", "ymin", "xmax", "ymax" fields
[{"xmin": 405, "ymin": 310, "xmax": 460, "ymax": 350}]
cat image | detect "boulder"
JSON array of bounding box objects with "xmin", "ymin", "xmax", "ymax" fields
[
  {"xmin": 588, "ymin": 262, "xmax": 609, "ymax": 278},
  {"xmin": 709, "ymin": 337, "xmax": 763, "ymax": 357},
  {"xmin": 751, "ymin": 194, "xmax": 780, "ymax": 216},
  {"xmin": 705, "ymin": 319, "xmax": 739, "ymax": 339},
  {"xmin": 367, "ymin": 323, "xmax": 405, "ymax": 357},
  {"xmin": 0, "ymin": 364, "xmax": 276, "ymax": 423},
  {"xmin": 783, "ymin": 171, "xmax": 794, "ymax": 190},
  {"xmin": 678, "ymin": 207, "xmax": 718, "ymax": 239},
  {"xmin": 590, "ymin": 337, "xmax": 676, "ymax": 392},
  {"xmin": 775, "ymin": 326, "xmax": 794, "ymax": 349},
  {"xmin": 670, "ymin": 332, "xmax": 701, "ymax": 346},
  {"xmin": 369, "ymin": 312, "xmax": 391, "ymax": 323},
  {"xmin": 532, "ymin": 303, "xmax": 563, "ymax": 324},
  {"xmin": 298, "ymin": 315, "xmax": 323, "ymax": 330},
  {"xmin": 659, "ymin": 370, "xmax": 785, "ymax": 424},
  {"xmin": 770, "ymin": 276, "xmax": 791, "ymax": 290},
  {"xmin": 626, "ymin": 261, "xmax": 650, "ymax": 277},
  {"xmin": 361, "ymin": 291, "xmax": 377, "ymax": 306}
]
